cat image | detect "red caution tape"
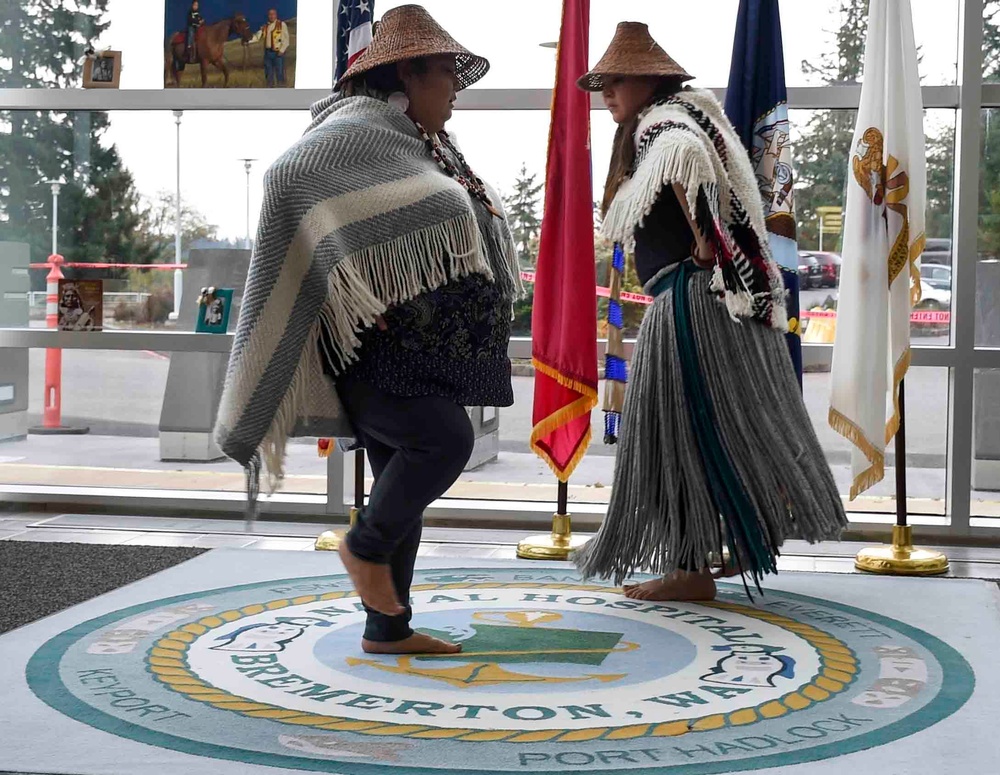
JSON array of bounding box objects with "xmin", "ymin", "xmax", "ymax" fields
[{"xmin": 520, "ymin": 271, "xmax": 952, "ymax": 323}]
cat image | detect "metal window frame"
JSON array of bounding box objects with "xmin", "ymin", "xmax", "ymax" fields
[
  {"xmin": 1, "ymin": 0, "xmax": 998, "ymax": 535},
  {"xmin": 945, "ymin": 0, "xmax": 986, "ymax": 535},
  {"xmin": 0, "ymin": 85, "xmax": 970, "ymax": 113}
]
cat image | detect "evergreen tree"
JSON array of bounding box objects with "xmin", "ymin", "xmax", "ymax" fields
[
  {"xmin": 925, "ymin": 124, "xmax": 955, "ymax": 241},
  {"xmin": 793, "ymin": 0, "xmax": 867, "ymax": 251},
  {"xmin": 0, "ymin": 0, "xmax": 158, "ymax": 288},
  {"xmin": 502, "ymin": 163, "xmax": 543, "ymax": 267},
  {"xmin": 985, "ymin": 1, "xmax": 1000, "ymax": 83},
  {"xmin": 980, "ymin": 3, "xmax": 1000, "ymax": 258},
  {"xmin": 794, "ymin": 0, "xmax": 956, "ymax": 250}
]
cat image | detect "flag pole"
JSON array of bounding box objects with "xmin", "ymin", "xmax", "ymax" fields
[
  {"xmin": 854, "ymin": 379, "xmax": 949, "ymax": 574},
  {"xmin": 517, "ymin": 0, "xmax": 596, "ymax": 560},
  {"xmin": 829, "ymin": 0, "xmax": 947, "ymax": 575},
  {"xmin": 517, "ymin": 479, "xmax": 586, "ymax": 560},
  {"xmin": 315, "ymin": 448, "xmax": 363, "ymax": 551}
]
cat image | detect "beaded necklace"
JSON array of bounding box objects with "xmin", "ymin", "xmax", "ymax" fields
[{"xmin": 413, "ymin": 120, "xmax": 501, "ymax": 218}]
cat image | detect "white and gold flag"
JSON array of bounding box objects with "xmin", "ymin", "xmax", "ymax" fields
[{"xmin": 829, "ymin": 0, "xmax": 926, "ymax": 500}]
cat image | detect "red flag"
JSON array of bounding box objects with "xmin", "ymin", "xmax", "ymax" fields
[{"xmin": 529, "ymin": 0, "xmax": 597, "ymax": 481}]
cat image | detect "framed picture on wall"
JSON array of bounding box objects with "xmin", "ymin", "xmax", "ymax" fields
[
  {"xmin": 163, "ymin": 0, "xmax": 297, "ymax": 88},
  {"xmin": 83, "ymin": 51, "xmax": 122, "ymax": 89},
  {"xmin": 195, "ymin": 287, "xmax": 233, "ymax": 334},
  {"xmin": 58, "ymin": 280, "xmax": 103, "ymax": 332}
]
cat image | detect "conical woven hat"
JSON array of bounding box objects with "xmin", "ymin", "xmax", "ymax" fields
[
  {"xmin": 336, "ymin": 4, "xmax": 489, "ymax": 91},
  {"xmin": 578, "ymin": 22, "xmax": 693, "ymax": 91}
]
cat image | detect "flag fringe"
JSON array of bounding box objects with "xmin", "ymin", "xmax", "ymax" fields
[
  {"xmin": 909, "ymin": 232, "xmax": 925, "ymax": 306},
  {"xmin": 529, "ymin": 358, "xmax": 599, "ymax": 482},
  {"xmin": 532, "ymin": 358, "xmax": 599, "ymax": 406},
  {"xmin": 828, "ymin": 406, "xmax": 886, "ymax": 501},
  {"xmin": 885, "ymin": 346, "xmax": 912, "ymax": 445},
  {"xmin": 828, "ymin": 323, "xmax": 913, "ymax": 501},
  {"xmin": 531, "ymin": 422, "xmax": 594, "ymax": 484}
]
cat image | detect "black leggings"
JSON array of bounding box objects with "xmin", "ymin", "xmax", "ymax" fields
[{"xmin": 336, "ymin": 373, "xmax": 474, "ymax": 642}]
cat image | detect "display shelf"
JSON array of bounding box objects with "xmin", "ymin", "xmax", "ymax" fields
[{"xmin": 0, "ymin": 86, "xmax": 964, "ymax": 113}]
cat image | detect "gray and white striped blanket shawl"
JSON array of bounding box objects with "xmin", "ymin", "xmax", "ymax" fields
[
  {"xmin": 602, "ymin": 89, "xmax": 788, "ymax": 331},
  {"xmin": 214, "ymin": 94, "xmax": 520, "ymax": 490}
]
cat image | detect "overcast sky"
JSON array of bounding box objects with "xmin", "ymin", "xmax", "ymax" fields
[{"xmin": 98, "ymin": 0, "xmax": 960, "ymax": 241}]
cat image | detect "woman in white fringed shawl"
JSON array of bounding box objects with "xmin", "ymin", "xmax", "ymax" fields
[{"xmin": 571, "ymin": 22, "xmax": 847, "ymax": 601}]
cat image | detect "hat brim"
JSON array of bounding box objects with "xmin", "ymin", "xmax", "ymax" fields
[
  {"xmin": 576, "ymin": 70, "xmax": 694, "ymax": 92},
  {"xmin": 337, "ymin": 50, "xmax": 489, "ymax": 92}
]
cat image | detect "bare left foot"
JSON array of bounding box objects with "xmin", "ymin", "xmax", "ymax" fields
[
  {"xmin": 623, "ymin": 578, "xmax": 667, "ymax": 600},
  {"xmin": 362, "ymin": 632, "xmax": 462, "ymax": 655},
  {"xmin": 623, "ymin": 569, "xmax": 717, "ymax": 601}
]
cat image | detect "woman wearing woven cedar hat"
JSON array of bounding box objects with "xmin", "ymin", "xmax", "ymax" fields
[
  {"xmin": 216, "ymin": 5, "xmax": 520, "ymax": 655},
  {"xmin": 571, "ymin": 23, "xmax": 847, "ymax": 601}
]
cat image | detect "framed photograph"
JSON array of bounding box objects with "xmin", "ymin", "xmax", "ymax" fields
[
  {"xmin": 83, "ymin": 51, "xmax": 122, "ymax": 89},
  {"xmin": 196, "ymin": 287, "xmax": 233, "ymax": 334},
  {"xmin": 58, "ymin": 280, "xmax": 103, "ymax": 332},
  {"xmin": 164, "ymin": 0, "xmax": 297, "ymax": 88}
]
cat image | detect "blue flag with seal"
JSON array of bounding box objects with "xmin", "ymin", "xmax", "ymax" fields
[{"xmin": 724, "ymin": 0, "xmax": 802, "ymax": 386}]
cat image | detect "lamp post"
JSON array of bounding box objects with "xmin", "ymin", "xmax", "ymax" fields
[
  {"xmin": 239, "ymin": 158, "xmax": 257, "ymax": 249},
  {"xmin": 49, "ymin": 182, "xmax": 61, "ymax": 256},
  {"xmin": 170, "ymin": 110, "xmax": 184, "ymax": 321}
]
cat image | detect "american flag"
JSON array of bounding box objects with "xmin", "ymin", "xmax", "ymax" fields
[{"xmin": 335, "ymin": 0, "xmax": 374, "ymax": 84}]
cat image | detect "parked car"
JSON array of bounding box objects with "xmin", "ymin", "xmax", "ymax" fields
[
  {"xmin": 913, "ymin": 280, "xmax": 951, "ymax": 335},
  {"xmin": 917, "ymin": 280, "xmax": 951, "ymax": 310},
  {"xmin": 797, "ymin": 252, "xmax": 821, "ymax": 289},
  {"xmin": 922, "ymin": 238, "xmax": 951, "ymax": 266},
  {"xmin": 921, "ymin": 263, "xmax": 952, "ymax": 291},
  {"xmin": 804, "ymin": 251, "xmax": 842, "ymax": 288}
]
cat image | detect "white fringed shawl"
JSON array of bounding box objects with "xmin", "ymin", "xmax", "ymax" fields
[{"xmin": 602, "ymin": 88, "xmax": 788, "ymax": 330}]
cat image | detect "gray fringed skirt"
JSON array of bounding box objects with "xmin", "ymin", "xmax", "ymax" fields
[{"xmin": 573, "ymin": 260, "xmax": 847, "ymax": 591}]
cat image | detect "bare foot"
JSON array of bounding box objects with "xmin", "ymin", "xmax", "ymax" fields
[
  {"xmin": 338, "ymin": 541, "xmax": 405, "ymax": 617},
  {"xmin": 362, "ymin": 632, "xmax": 462, "ymax": 655},
  {"xmin": 623, "ymin": 569, "xmax": 718, "ymax": 601}
]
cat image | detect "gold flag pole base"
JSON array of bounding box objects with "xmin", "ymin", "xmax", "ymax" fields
[
  {"xmin": 516, "ymin": 514, "xmax": 589, "ymax": 561},
  {"xmin": 854, "ymin": 525, "xmax": 949, "ymax": 576},
  {"xmin": 314, "ymin": 508, "xmax": 358, "ymax": 552}
]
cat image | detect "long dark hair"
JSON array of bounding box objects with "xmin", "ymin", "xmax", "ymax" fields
[{"xmin": 601, "ymin": 77, "xmax": 686, "ymax": 216}]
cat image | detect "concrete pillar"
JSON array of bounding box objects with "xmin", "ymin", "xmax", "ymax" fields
[
  {"xmin": 465, "ymin": 405, "xmax": 500, "ymax": 471},
  {"xmin": 158, "ymin": 249, "xmax": 250, "ymax": 461},
  {"xmin": 0, "ymin": 243, "xmax": 30, "ymax": 442}
]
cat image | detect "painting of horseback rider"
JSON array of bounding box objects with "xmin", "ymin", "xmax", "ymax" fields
[{"xmin": 164, "ymin": 0, "xmax": 297, "ymax": 89}]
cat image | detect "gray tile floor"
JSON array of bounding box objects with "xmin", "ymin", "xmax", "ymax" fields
[{"xmin": 1, "ymin": 511, "xmax": 999, "ymax": 579}]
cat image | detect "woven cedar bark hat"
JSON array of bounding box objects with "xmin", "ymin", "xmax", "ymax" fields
[
  {"xmin": 578, "ymin": 21, "xmax": 693, "ymax": 91},
  {"xmin": 336, "ymin": 4, "xmax": 489, "ymax": 91}
]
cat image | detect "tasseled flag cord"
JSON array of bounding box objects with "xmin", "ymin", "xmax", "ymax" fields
[{"xmin": 603, "ymin": 242, "xmax": 628, "ymax": 444}]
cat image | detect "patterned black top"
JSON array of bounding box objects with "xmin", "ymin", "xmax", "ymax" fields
[{"xmin": 321, "ymin": 271, "xmax": 514, "ymax": 408}]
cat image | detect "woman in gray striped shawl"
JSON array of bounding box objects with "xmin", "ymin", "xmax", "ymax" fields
[
  {"xmin": 216, "ymin": 6, "xmax": 520, "ymax": 655},
  {"xmin": 571, "ymin": 23, "xmax": 847, "ymax": 601}
]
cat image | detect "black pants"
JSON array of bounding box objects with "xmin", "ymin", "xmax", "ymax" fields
[{"xmin": 336, "ymin": 374, "xmax": 474, "ymax": 642}]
